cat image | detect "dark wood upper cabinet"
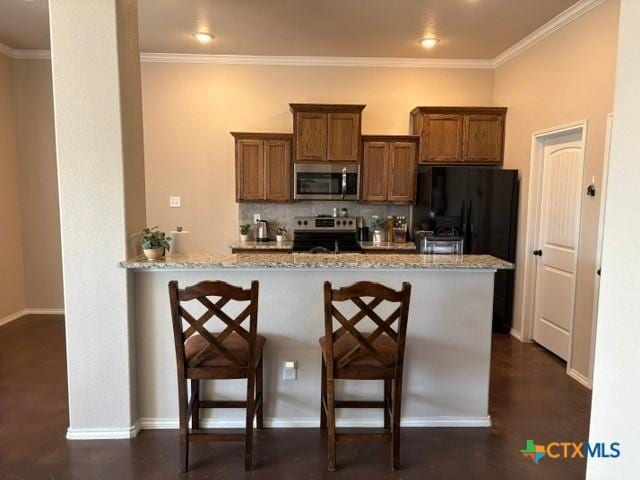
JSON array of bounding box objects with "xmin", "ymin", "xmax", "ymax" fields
[
  {"xmin": 232, "ymin": 132, "xmax": 292, "ymax": 203},
  {"xmin": 327, "ymin": 113, "xmax": 360, "ymax": 161},
  {"xmin": 463, "ymin": 114, "xmax": 504, "ymax": 163},
  {"xmin": 421, "ymin": 114, "xmax": 463, "ymax": 163},
  {"xmin": 361, "ymin": 141, "xmax": 389, "ymax": 202},
  {"xmin": 411, "ymin": 107, "xmax": 507, "ymax": 165},
  {"xmin": 388, "ymin": 141, "xmax": 417, "ymax": 202},
  {"xmin": 290, "ymin": 104, "xmax": 365, "ymax": 162},
  {"xmin": 294, "ymin": 112, "xmax": 326, "ymax": 161},
  {"xmin": 264, "ymin": 139, "xmax": 291, "ymax": 201},
  {"xmin": 361, "ymin": 135, "xmax": 419, "ymax": 204}
]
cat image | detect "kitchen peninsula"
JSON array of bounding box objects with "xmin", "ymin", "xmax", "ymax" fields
[{"xmin": 123, "ymin": 252, "xmax": 512, "ymax": 429}]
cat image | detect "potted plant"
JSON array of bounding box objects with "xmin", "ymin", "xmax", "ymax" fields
[
  {"xmin": 134, "ymin": 226, "xmax": 171, "ymax": 260},
  {"xmin": 275, "ymin": 226, "xmax": 288, "ymax": 243},
  {"xmin": 239, "ymin": 224, "xmax": 251, "ymax": 242},
  {"xmin": 371, "ymin": 216, "xmax": 384, "ymax": 244}
]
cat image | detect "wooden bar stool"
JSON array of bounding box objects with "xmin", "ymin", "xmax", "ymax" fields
[
  {"xmin": 168, "ymin": 280, "xmax": 264, "ymax": 472},
  {"xmin": 319, "ymin": 281, "xmax": 412, "ymax": 471}
]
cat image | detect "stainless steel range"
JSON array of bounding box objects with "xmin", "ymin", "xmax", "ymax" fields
[{"xmin": 292, "ymin": 216, "xmax": 362, "ymax": 253}]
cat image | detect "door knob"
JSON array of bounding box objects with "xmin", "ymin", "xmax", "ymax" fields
[{"xmin": 533, "ymin": 249, "xmax": 543, "ymax": 256}]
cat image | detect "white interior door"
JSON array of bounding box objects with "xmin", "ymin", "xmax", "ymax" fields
[{"xmin": 533, "ymin": 131, "xmax": 584, "ymax": 360}]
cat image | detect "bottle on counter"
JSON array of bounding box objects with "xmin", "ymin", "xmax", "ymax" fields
[{"xmin": 385, "ymin": 216, "xmax": 395, "ymax": 243}]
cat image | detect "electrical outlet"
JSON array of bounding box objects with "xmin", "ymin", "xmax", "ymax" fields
[
  {"xmin": 169, "ymin": 196, "xmax": 181, "ymax": 208},
  {"xmin": 253, "ymin": 213, "xmax": 261, "ymax": 224},
  {"xmin": 283, "ymin": 361, "xmax": 297, "ymax": 380}
]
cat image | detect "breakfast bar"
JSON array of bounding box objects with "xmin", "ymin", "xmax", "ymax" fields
[{"xmin": 123, "ymin": 253, "xmax": 513, "ymax": 430}]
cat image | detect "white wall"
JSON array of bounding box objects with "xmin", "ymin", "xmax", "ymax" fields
[
  {"xmin": 0, "ymin": 52, "xmax": 26, "ymax": 321},
  {"xmin": 493, "ymin": 0, "xmax": 619, "ymax": 382},
  {"xmin": 587, "ymin": 0, "xmax": 640, "ymax": 477},
  {"xmin": 49, "ymin": 0, "xmax": 146, "ymax": 438}
]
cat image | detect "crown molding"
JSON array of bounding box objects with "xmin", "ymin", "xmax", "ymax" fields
[
  {"xmin": 493, "ymin": 0, "xmax": 605, "ymax": 67},
  {"xmin": 5, "ymin": 0, "xmax": 605, "ymax": 69},
  {"xmin": 0, "ymin": 42, "xmax": 14, "ymax": 58},
  {"xmin": 140, "ymin": 53, "xmax": 494, "ymax": 69}
]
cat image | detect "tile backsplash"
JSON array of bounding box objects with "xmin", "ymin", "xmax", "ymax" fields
[{"xmin": 239, "ymin": 202, "xmax": 410, "ymax": 239}]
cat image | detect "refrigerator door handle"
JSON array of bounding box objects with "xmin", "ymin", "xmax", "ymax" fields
[
  {"xmin": 460, "ymin": 199, "xmax": 467, "ymax": 236},
  {"xmin": 467, "ymin": 200, "xmax": 474, "ymax": 251}
]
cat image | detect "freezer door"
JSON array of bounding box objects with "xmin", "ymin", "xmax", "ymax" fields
[
  {"xmin": 467, "ymin": 169, "xmax": 518, "ymax": 258},
  {"xmin": 426, "ymin": 167, "xmax": 470, "ymax": 235}
]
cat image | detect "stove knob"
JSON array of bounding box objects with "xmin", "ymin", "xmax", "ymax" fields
[
  {"xmin": 303, "ymin": 220, "xmax": 308, "ymax": 226},
  {"xmin": 348, "ymin": 220, "xmax": 353, "ymax": 226},
  {"xmin": 297, "ymin": 220, "xmax": 302, "ymax": 226}
]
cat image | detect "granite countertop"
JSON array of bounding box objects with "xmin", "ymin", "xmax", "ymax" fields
[
  {"xmin": 230, "ymin": 240, "xmax": 293, "ymax": 250},
  {"xmin": 121, "ymin": 253, "xmax": 514, "ymax": 271}
]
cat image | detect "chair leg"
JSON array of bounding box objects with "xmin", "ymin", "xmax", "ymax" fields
[
  {"xmin": 326, "ymin": 377, "xmax": 337, "ymax": 471},
  {"xmin": 384, "ymin": 379, "xmax": 391, "ymax": 430},
  {"xmin": 256, "ymin": 353, "xmax": 264, "ymax": 430},
  {"xmin": 245, "ymin": 365, "xmax": 256, "ymax": 471},
  {"xmin": 178, "ymin": 379, "xmax": 189, "ymax": 473},
  {"xmin": 191, "ymin": 379, "xmax": 200, "ymax": 431},
  {"xmin": 391, "ymin": 377, "xmax": 403, "ymax": 471},
  {"xmin": 320, "ymin": 356, "xmax": 327, "ymax": 430}
]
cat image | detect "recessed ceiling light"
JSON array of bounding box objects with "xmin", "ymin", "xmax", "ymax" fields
[
  {"xmin": 420, "ymin": 37, "xmax": 440, "ymax": 49},
  {"xmin": 193, "ymin": 32, "xmax": 213, "ymax": 43}
]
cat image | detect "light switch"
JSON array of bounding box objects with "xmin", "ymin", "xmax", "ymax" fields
[
  {"xmin": 283, "ymin": 361, "xmax": 297, "ymax": 380},
  {"xmin": 169, "ymin": 196, "xmax": 181, "ymax": 208}
]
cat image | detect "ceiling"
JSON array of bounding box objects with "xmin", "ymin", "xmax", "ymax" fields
[{"xmin": 1, "ymin": 0, "xmax": 580, "ymax": 59}]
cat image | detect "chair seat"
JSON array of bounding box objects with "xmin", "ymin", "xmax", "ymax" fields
[
  {"xmin": 319, "ymin": 332, "xmax": 396, "ymax": 369},
  {"xmin": 185, "ymin": 332, "xmax": 266, "ymax": 367}
]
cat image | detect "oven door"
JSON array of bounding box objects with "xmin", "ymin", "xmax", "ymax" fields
[{"xmin": 294, "ymin": 163, "xmax": 359, "ymax": 200}]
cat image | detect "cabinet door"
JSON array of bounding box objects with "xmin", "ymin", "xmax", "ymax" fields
[
  {"xmin": 388, "ymin": 142, "xmax": 417, "ymax": 203},
  {"xmin": 264, "ymin": 139, "xmax": 291, "ymax": 202},
  {"xmin": 236, "ymin": 139, "xmax": 265, "ymax": 201},
  {"xmin": 361, "ymin": 141, "xmax": 389, "ymax": 202},
  {"xmin": 463, "ymin": 114, "xmax": 504, "ymax": 164},
  {"xmin": 327, "ymin": 113, "xmax": 360, "ymax": 161},
  {"xmin": 420, "ymin": 114, "xmax": 463, "ymax": 164},
  {"xmin": 295, "ymin": 112, "xmax": 327, "ymax": 161}
]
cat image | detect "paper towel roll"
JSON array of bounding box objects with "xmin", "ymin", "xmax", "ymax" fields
[{"xmin": 168, "ymin": 230, "xmax": 190, "ymax": 256}]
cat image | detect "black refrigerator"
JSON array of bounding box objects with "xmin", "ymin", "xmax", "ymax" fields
[{"xmin": 413, "ymin": 166, "xmax": 519, "ymax": 333}]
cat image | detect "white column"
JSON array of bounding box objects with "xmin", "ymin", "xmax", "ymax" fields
[
  {"xmin": 48, "ymin": 0, "xmax": 146, "ymax": 439},
  {"xmin": 587, "ymin": 0, "xmax": 640, "ymax": 478}
]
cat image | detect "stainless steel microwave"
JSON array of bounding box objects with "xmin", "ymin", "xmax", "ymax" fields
[{"xmin": 293, "ymin": 163, "xmax": 360, "ymax": 200}]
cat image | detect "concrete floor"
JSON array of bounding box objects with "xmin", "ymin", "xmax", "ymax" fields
[{"xmin": 0, "ymin": 314, "xmax": 591, "ymax": 479}]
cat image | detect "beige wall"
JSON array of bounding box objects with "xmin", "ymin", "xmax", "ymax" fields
[
  {"xmin": 141, "ymin": 64, "xmax": 495, "ymax": 253},
  {"xmin": 0, "ymin": 52, "xmax": 26, "ymax": 320},
  {"xmin": 494, "ymin": 0, "xmax": 619, "ymax": 380},
  {"xmin": 12, "ymin": 59, "xmax": 64, "ymax": 310}
]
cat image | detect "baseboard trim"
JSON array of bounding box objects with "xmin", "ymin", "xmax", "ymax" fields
[
  {"xmin": 66, "ymin": 416, "xmax": 491, "ymax": 440},
  {"xmin": 0, "ymin": 308, "xmax": 64, "ymax": 328},
  {"xmin": 510, "ymin": 328, "xmax": 523, "ymax": 341},
  {"xmin": 66, "ymin": 422, "xmax": 140, "ymax": 440},
  {"xmin": 0, "ymin": 309, "xmax": 27, "ymax": 327},
  {"xmin": 567, "ymin": 368, "xmax": 592, "ymax": 389},
  {"xmin": 24, "ymin": 308, "xmax": 64, "ymax": 315},
  {"xmin": 138, "ymin": 416, "xmax": 491, "ymax": 430}
]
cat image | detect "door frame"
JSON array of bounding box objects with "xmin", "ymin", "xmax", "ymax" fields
[
  {"xmin": 520, "ymin": 121, "xmax": 588, "ymax": 373},
  {"xmin": 587, "ymin": 113, "xmax": 613, "ymax": 386}
]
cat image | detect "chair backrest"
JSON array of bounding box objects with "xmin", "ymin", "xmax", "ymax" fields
[
  {"xmin": 168, "ymin": 280, "xmax": 259, "ymax": 370},
  {"xmin": 323, "ymin": 281, "xmax": 412, "ymax": 370}
]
